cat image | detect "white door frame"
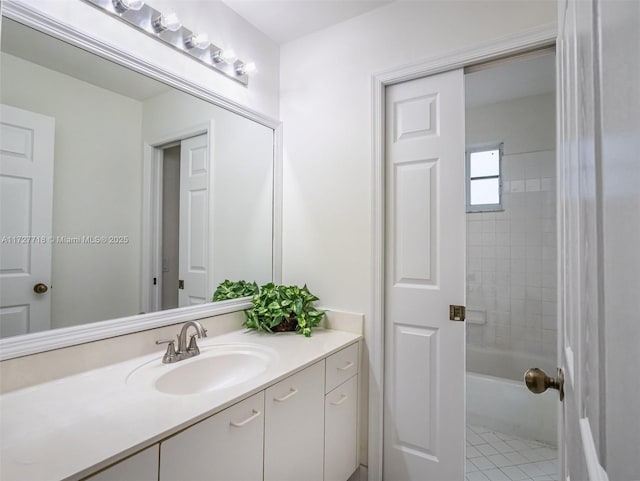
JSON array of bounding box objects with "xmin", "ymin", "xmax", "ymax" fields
[
  {"xmin": 141, "ymin": 122, "xmax": 212, "ymax": 314},
  {"xmin": 369, "ymin": 24, "xmax": 556, "ymax": 481}
]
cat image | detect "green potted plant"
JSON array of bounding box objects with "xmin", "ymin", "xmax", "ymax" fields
[
  {"xmin": 243, "ymin": 283, "xmax": 325, "ymax": 337},
  {"xmin": 212, "ymin": 279, "xmax": 259, "ymax": 302}
]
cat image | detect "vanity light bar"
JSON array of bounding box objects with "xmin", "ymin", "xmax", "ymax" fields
[{"xmin": 83, "ymin": 0, "xmax": 255, "ymax": 86}]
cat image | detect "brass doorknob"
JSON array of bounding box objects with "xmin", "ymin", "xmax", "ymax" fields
[
  {"xmin": 524, "ymin": 367, "xmax": 564, "ymax": 401},
  {"xmin": 33, "ymin": 283, "xmax": 49, "ymax": 294}
]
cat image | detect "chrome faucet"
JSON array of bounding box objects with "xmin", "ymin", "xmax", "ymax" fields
[{"xmin": 156, "ymin": 320, "xmax": 208, "ymax": 364}]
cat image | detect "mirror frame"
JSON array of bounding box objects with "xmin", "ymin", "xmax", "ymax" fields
[{"xmin": 0, "ymin": 0, "xmax": 282, "ymax": 361}]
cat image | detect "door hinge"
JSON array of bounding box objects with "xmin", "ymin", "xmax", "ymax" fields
[
  {"xmin": 449, "ymin": 305, "xmax": 466, "ymax": 322},
  {"xmin": 153, "ymin": 277, "xmax": 157, "ymax": 285},
  {"xmin": 178, "ymin": 279, "xmax": 184, "ymax": 290}
]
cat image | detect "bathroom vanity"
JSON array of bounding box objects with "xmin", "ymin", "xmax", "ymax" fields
[{"xmin": 0, "ymin": 328, "xmax": 361, "ymax": 481}]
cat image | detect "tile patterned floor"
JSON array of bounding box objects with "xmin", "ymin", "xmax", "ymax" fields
[{"xmin": 466, "ymin": 424, "xmax": 558, "ymax": 481}]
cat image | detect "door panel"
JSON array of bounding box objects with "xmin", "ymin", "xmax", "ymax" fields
[
  {"xmin": 0, "ymin": 104, "xmax": 54, "ymax": 337},
  {"xmin": 557, "ymin": 0, "xmax": 613, "ymax": 478},
  {"xmin": 384, "ymin": 69, "xmax": 465, "ymax": 480},
  {"xmin": 178, "ymin": 134, "xmax": 209, "ymax": 306}
]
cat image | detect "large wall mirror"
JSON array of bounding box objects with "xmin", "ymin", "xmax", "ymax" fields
[{"xmin": 0, "ymin": 6, "xmax": 280, "ymax": 359}]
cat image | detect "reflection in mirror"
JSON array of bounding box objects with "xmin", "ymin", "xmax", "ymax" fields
[{"xmin": 0, "ymin": 18, "xmax": 274, "ymax": 339}]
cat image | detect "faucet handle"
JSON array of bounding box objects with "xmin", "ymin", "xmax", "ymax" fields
[
  {"xmin": 187, "ymin": 333, "xmax": 200, "ymax": 356},
  {"xmin": 156, "ymin": 339, "xmax": 178, "ymax": 364}
]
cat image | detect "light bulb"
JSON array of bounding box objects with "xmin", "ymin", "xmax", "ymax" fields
[
  {"xmin": 212, "ymin": 49, "xmax": 237, "ymax": 64},
  {"xmin": 235, "ymin": 61, "xmax": 257, "ymax": 76},
  {"xmin": 113, "ymin": 0, "xmax": 144, "ymax": 12},
  {"xmin": 222, "ymin": 49, "xmax": 237, "ymax": 63},
  {"xmin": 152, "ymin": 12, "xmax": 181, "ymax": 33},
  {"xmin": 185, "ymin": 33, "xmax": 211, "ymax": 50}
]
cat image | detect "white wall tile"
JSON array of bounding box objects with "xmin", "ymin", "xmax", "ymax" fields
[
  {"xmin": 526, "ymin": 179, "xmax": 541, "ymax": 192},
  {"xmin": 466, "ymin": 99, "xmax": 556, "ymax": 362}
]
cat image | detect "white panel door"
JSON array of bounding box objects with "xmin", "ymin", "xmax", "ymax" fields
[
  {"xmin": 0, "ymin": 104, "xmax": 54, "ymax": 337},
  {"xmin": 384, "ymin": 69, "xmax": 465, "ymax": 480},
  {"xmin": 555, "ymin": 0, "xmax": 639, "ymax": 478},
  {"xmin": 178, "ymin": 134, "xmax": 209, "ymax": 306},
  {"xmin": 557, "ymin": 1, "xmax": 602, "ymax": 478}
]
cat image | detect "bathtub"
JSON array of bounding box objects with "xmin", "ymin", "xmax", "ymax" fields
[{"xmin": 466, "ymin": 347, "xmax": 558, "ymax": 446}]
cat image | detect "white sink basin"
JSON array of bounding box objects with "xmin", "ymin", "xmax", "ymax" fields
[{"xmin": 126, "ymin": 344, "xmax": 276, "ymax": 395}]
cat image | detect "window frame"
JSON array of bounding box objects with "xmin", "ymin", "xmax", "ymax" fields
[{"xmin": 465, "ymin": 142, "xmax": 504, "ymax": 212}]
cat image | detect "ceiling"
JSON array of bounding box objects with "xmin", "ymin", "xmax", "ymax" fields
[
  {"xmin": 221, "ymin": 0, "xmax": 393, "ymax": 44},
  {"xmin": 465, "ymin": 52, "xmax": 556, "ymax": 109}
]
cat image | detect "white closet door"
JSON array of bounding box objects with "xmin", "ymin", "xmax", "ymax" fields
[{"xmin": 383, "ymin": 69, "xmax": 466, "ymax": 480}]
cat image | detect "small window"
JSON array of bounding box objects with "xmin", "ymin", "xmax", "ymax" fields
[{"xmin": 466, "ymin": 143, "xmax": 503, "ymax": 212}]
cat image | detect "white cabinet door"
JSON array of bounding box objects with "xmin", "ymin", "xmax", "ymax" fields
[
  {"xmin": 84, "ymin": 445, "xmax": 158, "ymax": 481},
  {"xmin": 264, "ymin": 361, "xmax": 325, "ymax": 481},
  {"xmin": 324, "ymin": 375, "xmax": 358, "ymax": 481},
  {"xmin": 160, "ymin": 391, "xmax": 264, "ymax": 481}
]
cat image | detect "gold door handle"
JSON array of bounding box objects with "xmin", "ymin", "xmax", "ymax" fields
[
  {"xmin": 33, "ymin": 283, "xmax": 49, "ymax": 294},
  {"xmin": 524, "ymin": 367, "xmax": 564, "ymax": 401}
]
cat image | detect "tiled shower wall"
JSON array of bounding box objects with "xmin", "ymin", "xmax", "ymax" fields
[{"xmin": 465, "ymin": 93, "xmax": 557, "ymax": 369}]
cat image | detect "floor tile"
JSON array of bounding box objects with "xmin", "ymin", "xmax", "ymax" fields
[
  {"xmin": 466, "ymin": 425, "xmax": 557, "ymax": 481},
  {"xmin": 482, "ymin": 468, "xmax": 512, "ymax": 481},
  {"xmin": 481, "ymin": 432, "xmax": 503, "ymax": 444},
  {"xmin": 467, "ymin": 471, "xmax": 491, "ymax": 481},
  {"xmin": 471, "ymin": 456, "xmax": 496, "ymax": 471},
  {"xmin": 468, "ymin": 433, "xmax": 487, "ymax": 445},
  {"xmin": 500, "ymin": 465, "xmax": 531, "ymax": 481},
  {"xmin": 492, "ymin": 441, "xmax": 517, "ymax": 454},
  {"xmin": 532, "ymin": 460, "xmax": 557, "ymax": 475},
  {"xmin": 538, "ymin": 448, "xmax": 559, "ymax": 460},
  {"xmin": 467, "ymin": 446, "xmax": 483, "ymax": 458},
  {"xmin": 506, "ymin": 439, "xmax": 531, "ymax": 451},
  {"xmin": 467, "ymin": 459, "xmax": 479, "ymax": 473},
  {"xmin": 486, "ymin": 453, "xmax": 514, "ymax": 468},
  {"xmin": 519, "ymin": 462, "xmax": 546, "ymax": 478},
  {"xmin": 504, "ymin": 451, "xmax": 529, "ymax": 465},
  {"xmin": 477, "ymin": 443, "xmax": 499, "ymax": 456},
  {"xmin": 520, "ymin": 448, "xmax": 547, "ymax": 462}
]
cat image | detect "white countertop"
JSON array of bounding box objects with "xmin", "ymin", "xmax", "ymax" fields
[{"xmin": 0, "ymin": 328, "xmax": 361, "ymax": 481}]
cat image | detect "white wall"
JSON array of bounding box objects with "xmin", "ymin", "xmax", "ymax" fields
[
  {"xmin": 465, "ymin": 93, "xmax": 556, "ymax": 379},
  {"xmin": 280, "ymin": 0, "xmax": 556, "ymax": 465},
  {"xmin": 12, "ymin": 0, "xmax": 280, "ymax": 119},
  {"xmin": 1, "ymin": 52, "xmax": 143, "ymax": 329}
]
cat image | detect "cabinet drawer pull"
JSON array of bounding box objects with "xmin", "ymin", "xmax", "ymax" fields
[
  {"xmin": 330, "ymin": 394, "xmax": 349, "ymax": 406},
  {"xmin": 230, "ymin": 409, "xmax": 261, "ymax": 427},
  {"xmin": 337, "ymin": 361, "xmax": 354, "ymax": 371},
  {"xmin": 274, "ymin": 388, "xmax": 298, "ymax": 402}
]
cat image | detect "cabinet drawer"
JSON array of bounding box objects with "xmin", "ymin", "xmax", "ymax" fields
[
  {"xmin": 325, "ymin": 342, "xmax": 358, "ymax": 393},
  {"xmin": 325, "ymin": 375, "xmax": 358, "ymax": 481}
]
